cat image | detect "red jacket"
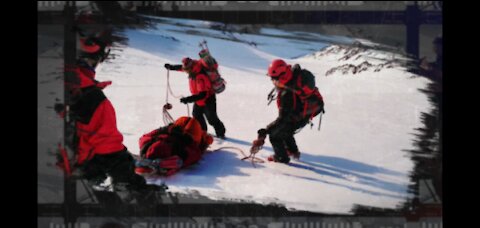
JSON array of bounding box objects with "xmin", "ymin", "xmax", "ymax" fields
[
  {"xmin": 189, "ymin": 73, "xmax": 213, "ymax": 106},
  {"xmin": 171, "ymin": 60, "xmax": 214, "ymax": 106},
  {"xmin": 68, "ymin": 60, "xmax": 112, "ymax": 90},
  {"xmin": 76, "ymin": 99, "xmax": 125, "ymax": 165},
  {"xmin": 72, "ymin": 62, "xmax": 124, "ymax": 165}
]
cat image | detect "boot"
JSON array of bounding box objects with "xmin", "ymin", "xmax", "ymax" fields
[
  {"xmin": 267, "ymin": 154, "xmax": 290, "ymax": 164},
  {"xmin": 287, "ymin": 150, "xmax": 301, "ymax": 160}
]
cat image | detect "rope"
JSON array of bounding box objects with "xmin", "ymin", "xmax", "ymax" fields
[
  {"xmin": 162, "ymin": 105, "xmax": 174, "ymax": 125},
  {"xmin": 165, "ymin": 70, "xmax": 169, "ymax": 104},
  {"xmin": 166, "ymin": 69, "xmax": 183, "ymax": 99},
  {"xmin": 163, "ymin": 69, "xmax": 191, "ymax": 125},
  {"xmin": 210, "ymin": 146, "xmax": 264, "ymax": 168}
]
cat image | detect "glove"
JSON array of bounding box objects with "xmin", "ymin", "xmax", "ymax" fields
[
  {"xmin": 164, "ymin": 63, "xmax": 172, "ymax": 70},
  {"xmin": 54, "ymin": 103, "xmax": 66, "ymax": 118},
  {"xmin": 250, "ymin": 129, "xmax": 267, "ymax": 154},
  {"xmin": 257, "ymin": 128, "xmax": 267, "ymax": 138},
  {"xmin": 250, "ymin": 138, "xmax": 265, "ymax": 154},
  {"xmin": 252, "ymin": 138, "xmax": 265, "ymax": 147},
  {"xmin": 180, "ymin": 97, "xmax": 190, "ymax": 104},
  {"xmin": 54, "ymin": 103, "xmax": 65, "ymax": 114}
]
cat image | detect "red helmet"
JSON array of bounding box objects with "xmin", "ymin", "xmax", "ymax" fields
[
  {"xmin": 267, "ymin": 59, "xmax": 288, "ymax": 78},
  {"xmin": 79, "ymin": 36, "xmax": 110, "ymax": 63},
  {"xmin": 80, "ymin": 37, "xmax": 101, "ymax": 53},
  {"xmin": 267, "ymin": 59, "xmax": 292, "ymax": 84}
]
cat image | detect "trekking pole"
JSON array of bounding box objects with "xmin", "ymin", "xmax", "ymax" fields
[
  {"xmin": 199, "ymin": 39, "xmax": 208, "ymax": 50},
  {"xmin": 79, "ymin": 178, "xmax": 96, "ymax": 203},
  {"xmin": 199, "ymin": 39, "xmax": 210, "ymax": 54},
  {"xmin": 317, "ymin": 111, "xmax": 323, "ymax": 131},
  {"xmin": 203, "ymin": 39, "xmax": 209, "ymax": 51}
]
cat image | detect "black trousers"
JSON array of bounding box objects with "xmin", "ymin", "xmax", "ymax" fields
[
  {"xmin": 268, "ymin": 119, "xmax": 309, "ymax": 163},
  {"xmin": 192, "ymin": 95, "xmax": 226, "ymax": 137},
  {"xmin": 81, "ymin": 149, "xmax": 146, "ymax": 192}
]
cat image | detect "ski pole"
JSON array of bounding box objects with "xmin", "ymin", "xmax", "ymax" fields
[
  {"xmin": 317, "ymin": 112, "xmax": 323, "ymax": 131},
  {"xmin": 79, "ymin": 178, "xmax": 96, "ymax": 203}
]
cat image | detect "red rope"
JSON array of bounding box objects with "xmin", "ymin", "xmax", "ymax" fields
[{"xmin": 210, "ymin": 146, "xmax": 264, "ymax": 168}]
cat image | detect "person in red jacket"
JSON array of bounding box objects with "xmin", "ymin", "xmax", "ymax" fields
[
  {"xmin": 134, "ymin": 116, "xmax": 214, "ymax": 176},
  {"xmin": 164, "ymin": 58, "xmax": 226, "ymax": 139},
  {"xmin": 67, "ymin": 35, "xmax": 155, "ymax": 202},
  {"xmin": 250, "ymin": 59, "xmax": 324, "ymax": 164}
]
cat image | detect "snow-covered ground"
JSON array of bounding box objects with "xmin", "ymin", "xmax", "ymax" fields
[{"xmin": 40, "ymin": 16, "xmax": 432, "ymax": 214}]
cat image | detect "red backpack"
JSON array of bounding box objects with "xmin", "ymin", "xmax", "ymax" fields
[
  {"xmin": 198, "ymin": 49, "xmax": 226, "ymax": 94},
  {"xmin": 293, "ymin": 65, "xmax": 325, "ymax": 121}
]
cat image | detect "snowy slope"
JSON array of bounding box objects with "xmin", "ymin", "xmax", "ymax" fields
[{"xmin": 94, "ymin": 16, "xmax": 431, "ymax": 214}]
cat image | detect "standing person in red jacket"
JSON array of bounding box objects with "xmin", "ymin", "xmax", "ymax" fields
[
  {"xmin": 67, "ymin": 35, "xmax": 155, "ymax": 203},
  {"xmin": 164, "ymin": 57, "xmax": 226, "ymax": 139}
]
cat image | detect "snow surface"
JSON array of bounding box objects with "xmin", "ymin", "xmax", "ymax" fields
[{"xmin": 90, "ymin": 16, "xmax": 430, "ymax": 214}]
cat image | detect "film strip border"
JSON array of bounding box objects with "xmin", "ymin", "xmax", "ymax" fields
[
  {"xmin": 42, "ymin": 217, "xmax": 443, "ymax": 228},
  {"xmin": 38, "ymin": 1, "xmax": 442, "ymax": 11}
]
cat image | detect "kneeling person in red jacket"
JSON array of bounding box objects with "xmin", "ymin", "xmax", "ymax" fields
[
  {"xmin": 68, "ymin": 35, "xmax": 153, "ymax": 201},
  {"xmin": 251, "ymin": 59, "xmax": 324, "ymax": 164}
]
